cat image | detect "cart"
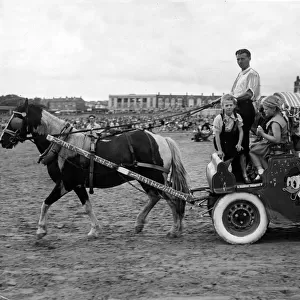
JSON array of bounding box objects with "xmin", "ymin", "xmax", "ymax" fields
[{"xmin": 191, "ymin": 92, "xmax": 300, "ymax": 244}]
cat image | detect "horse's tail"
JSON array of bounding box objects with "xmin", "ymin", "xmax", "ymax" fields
[{"xmin": 165, "ymin": 137, "xmax": 190, "ymax": 218}]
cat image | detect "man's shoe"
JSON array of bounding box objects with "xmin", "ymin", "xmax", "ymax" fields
[
  {"xmin": 252, "ymin": 174, "xmax": 262, "ymax": 183},
  {"xmin": 243, "ymin": 174, "xmax": 251, "ymax": 184}
]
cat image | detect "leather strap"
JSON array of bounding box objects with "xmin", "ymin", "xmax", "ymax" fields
[
  {"xmin": 88, "ymin": 131, "xmax": 97, "ymax": 194},
  {"xmin": 124, "ymin": 131, "xmax": 169, "ymax": 174},
  {"xmin": 135, "ymin": 162, "xmax": 169, "ymax": 174},
  {"xmin": 38, "ymin": 123, "xmax": 72, "ymax": 165}
]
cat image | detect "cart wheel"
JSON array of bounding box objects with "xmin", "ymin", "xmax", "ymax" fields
[{"xmin": 212, "ymin": 192, "xmax": 268, "ymax": 244}]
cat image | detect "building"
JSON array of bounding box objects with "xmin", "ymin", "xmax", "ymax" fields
[
  {"xmin": 108, "ymin": 94, "xmax": 157, "ymax": 112},
  {"xmin": 0, "ymin": 106, "xmax": 15, "ymax": 115},
  {"xmin": 156, "ymin": 94, "xmax": 185, "ymax": 109},
  {"xmin": 108, "ymin": 93, "xmax": 222, "ymax": 115},
  {"xmin": 41, "ymin": 97, "xmax": 86, "ymax": 113},
  {"xmin": 85, "ymin": 100, "xmax": 108, "ymax": 113}
]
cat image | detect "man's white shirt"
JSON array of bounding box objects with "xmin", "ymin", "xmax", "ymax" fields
[
  {"xmin": 231, "ymin": 67, "xmax": 260, "ymax": 101},
  {"xmin": 86, "ymin": 122, "xmax": 104, "ymax": 133}
]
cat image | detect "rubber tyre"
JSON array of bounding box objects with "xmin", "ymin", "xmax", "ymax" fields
[{"xmin": 212, "ymin": 192, "xmax": 268, "ymax": 244}]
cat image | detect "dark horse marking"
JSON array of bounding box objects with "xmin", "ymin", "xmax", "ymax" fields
[{"xmin": 0, "ymin": 101, "xmax": 190, "ymax": 239}]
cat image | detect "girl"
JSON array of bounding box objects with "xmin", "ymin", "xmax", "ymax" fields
[{"xmin": 249, "ymin": 95, "xmax": 288, "ymax": 182}]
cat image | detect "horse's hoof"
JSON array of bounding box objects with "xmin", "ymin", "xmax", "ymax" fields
[
  {"xmin": 166, "ymin": 231, "xmax": 181, "ymax": 238},
  {"xmin": 36, "ymin": 229, "xmax": 47, "ymax": 239},
  {"xmin": 87, "ymin": 226, "xmax": 100, "ymax": 239},
  {"xmin": 135, "ymin": 224, "xmax": 144, "ymax": 233},
  {"xmin": 87, "ymin": 233, "xmax": 98, "ymax": 239}
]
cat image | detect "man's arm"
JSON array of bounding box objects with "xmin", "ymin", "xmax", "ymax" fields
[
  {"xmin": 236, "ymin": 89, "xmax": 253, "ymax": 102},
  {"xmin": 233, "ymin": 72, "xmax": 260, "ymax": 102}
]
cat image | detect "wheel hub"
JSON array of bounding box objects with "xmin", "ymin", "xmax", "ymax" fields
[{"xmin": 227, "ymin": 203, "xmax": 255, "ymax": 229}]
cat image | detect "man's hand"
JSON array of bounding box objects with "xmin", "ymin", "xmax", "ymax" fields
[{"xmin": 217, "ymin": 150, "xmax": 224, "ymax": 160}]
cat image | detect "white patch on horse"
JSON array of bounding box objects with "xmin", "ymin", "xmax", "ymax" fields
[
  {"xmin": 36, "ymin": 110, "xmax": 91, "ymax": 171},
  {"xmin": 57, "ymin": 133, "xmax": 91, "ymax": 170},
  {"xmin": 32, "ymin": 111, "xmax": 64, "ymax": 135},
  {"xmin": 146, "ymin": 131, "xmax": 172, "ymax": 179}
]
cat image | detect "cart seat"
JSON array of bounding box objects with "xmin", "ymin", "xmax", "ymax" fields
[
  {"xmin": 269, "ymin": 141, "xmax": 294, "ymax": 155},
  {"xmin": 206, "ymin": 153, "xmax": 236, "ymax": 194}
]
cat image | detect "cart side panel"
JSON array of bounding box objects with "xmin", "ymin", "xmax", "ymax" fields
[
  {"xmin": 206, "ymin": 153, "xmax": 236, "ymax": 194},
  {"xmin": 258, "ymin": 154, "xmax": 300, "ymax": 222}
]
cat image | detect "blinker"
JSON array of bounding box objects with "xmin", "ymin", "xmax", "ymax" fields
[{"xmin": 10, "ymin": 117, "xmax": 24, "ymax": 130}]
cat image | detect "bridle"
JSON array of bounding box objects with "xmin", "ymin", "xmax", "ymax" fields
[{"xmin": 0, "ymin": 100, "xmax": 31, "ymax": 145}]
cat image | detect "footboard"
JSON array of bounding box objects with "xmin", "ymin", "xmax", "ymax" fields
[{"xmin": 206, "ymin": 153, "xmax": 236, "ymax": 194}]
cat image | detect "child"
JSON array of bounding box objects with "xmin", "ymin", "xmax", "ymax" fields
[
  {"xmin": 249, "ymin": 95, "xmax": 288, "ymax": 182},
  {"xmin": 213, "ymin": 94, "xmax": 249, "ymax": 182}
]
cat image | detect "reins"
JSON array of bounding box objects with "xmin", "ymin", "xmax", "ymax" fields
[
  {"xmin": 3, "ymin": 97, "xmax": 222, "ymax": 150},
  {"xmin": 48, "ymin": 97, "xmax": 222, "ymax": 138}
]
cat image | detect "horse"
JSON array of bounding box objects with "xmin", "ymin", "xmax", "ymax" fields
[{"xmin": 0, "ymin": 100, "xmax": 190, "ymax": 239}]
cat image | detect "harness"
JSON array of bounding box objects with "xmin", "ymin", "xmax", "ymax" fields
[
  {"xmin": 1, "ymin": 100, "xmax": 30, "ymax": 143},
  {"xmin": 124, "ymin": 131, "xmax": 169, "ymax": 173},
  {"xmin": 88, "ymin": 129, "xmax": 97, "ymax": 194},
  {"xmin": 38, "ymin": 123, "xmax": 73, "ymax": 165}
]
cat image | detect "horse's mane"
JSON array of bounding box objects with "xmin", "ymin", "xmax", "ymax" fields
[
  {"xmin": 15, "ymin": 101, "xmax": 47, "ymax": 113},
  {"xmin": 14, "ymin": 101, "xmax": 69, "ymax": 136}
]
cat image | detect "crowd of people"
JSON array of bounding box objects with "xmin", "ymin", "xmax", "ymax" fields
[
  {"xmin": 58, "ymin": 113, "xmax": 214, "ymax": 133},
  {"xmin": 0, "ymin": 112, "xmax": 214, "ymax": 133}
]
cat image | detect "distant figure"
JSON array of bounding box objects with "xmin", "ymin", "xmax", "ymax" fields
[
  {"xmin": 200, "ymin": 118, "xmax": 211, "ymax": 132},
  {"xmin": 86, "ymin": 115, "xmax": 103, "ymax": 136},
  {"xmin": 86, "ymin": 115, "xmax": 100, "ymax": 130}
]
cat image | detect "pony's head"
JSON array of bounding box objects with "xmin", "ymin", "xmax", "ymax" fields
[{"xmin": 0, "ymin": 100, "xmax": 45, "ymax": 149}]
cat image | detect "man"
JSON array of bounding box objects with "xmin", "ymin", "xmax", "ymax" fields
[
  {"xmin": 86, "ymin": 115, "xmax": 100, "ymax": 130},
  {"xmin": 231, "ymin": 49, "xmax": 260, "ymax": 182},
  {"xmin": 86, "ymin": 115, "xmax": 104, "ymax": 137}
]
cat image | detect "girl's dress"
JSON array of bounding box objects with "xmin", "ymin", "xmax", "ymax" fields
[{"xmin": 250, "ymin": 113, "xmax": 288, "ymax": 158}]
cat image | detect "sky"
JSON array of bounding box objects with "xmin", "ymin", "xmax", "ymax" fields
[{"xmin": 1, "ymin": 0, "xmax": 300, "ymax": 101}]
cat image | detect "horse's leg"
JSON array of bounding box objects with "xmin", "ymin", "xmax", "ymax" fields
[
  {"xmin": 36, "ymin": 202, "xmax": 51, "ymax": 239},
  {"xmin": 135, "ymin": 188, "xmax": 161, "ymax": 233},
  {"xmin": 165, "ymin": 198, "xmax": 186, "ymax": 238},
  {"xmin": 73, "ymin": 186, "xmax": 101, "ymax": 238},
  {"xmin": 37, "ymin": 180, "xmax": 70, "ymax": 239}
]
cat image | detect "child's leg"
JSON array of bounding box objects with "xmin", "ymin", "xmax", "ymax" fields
[
  {"xmin": 240, "ymin": 154, "xmax": 251, "ymax": 183},
  {"xmin": 249, "ymin": 151, "xmax": 264, "ymax": 180},
  {"xmin": 249, "ymin": 152, "xmax": 263, "ymax": 171}
]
